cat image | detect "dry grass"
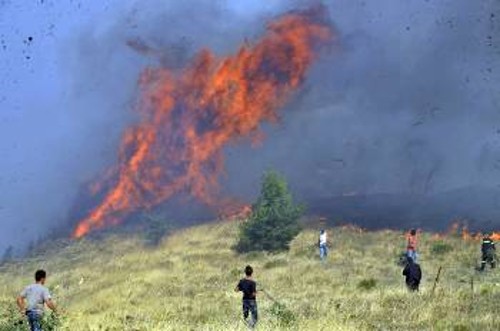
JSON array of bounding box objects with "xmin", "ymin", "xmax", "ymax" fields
[{"xmin": 1, "ymin": 222, "xmax": 499, "ymax": 330}]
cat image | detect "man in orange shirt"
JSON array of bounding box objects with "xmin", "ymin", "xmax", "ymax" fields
[{"xmin": 406, "ymin": 229, "xmax": 419, "ymax": 263}]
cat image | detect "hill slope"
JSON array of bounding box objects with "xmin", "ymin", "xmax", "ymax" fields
[{"xmin": 1, "ymin": 222, "xmax": 499, "ymax": 330}]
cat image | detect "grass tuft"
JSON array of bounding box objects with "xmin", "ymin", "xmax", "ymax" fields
[{"xmin": 357, "ymin": 278, "xmax": 377, "ymax": 291}]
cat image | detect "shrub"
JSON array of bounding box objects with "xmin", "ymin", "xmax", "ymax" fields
[
  {"xmin": 0, "ymin": 246, "xmax": 14, "ymax": 266},
  {"xmin": 270, "ymin": 302, "xmax": 296, "ymax": 327},
  {"xmin": 0, "ymin": 303, "xmax": 21, "ymax": 331},
  {"xmin": 357, "ymin": 278, "xmax": 377, "ymax": 291},
  {"xmin": 431, "ymin": 241, "xmax": 453, "ymax": 255},
  {"xmin": 0, "ymin": 303, "xmax": 61, "ymax": 331},
  {"xmin": 263, "ymin": 259, "xmax": 288, "ymax": 269},
  {"xmin": 235, "ymin": 171, "xmax": 303, "ymax": 253},
  {"xmin": 40, "ymin": 313, "xmax": 62, "ymax": 331},
  {"xmin": 144, "ymin": 214, "xmax": 171, "ymax": 246}
]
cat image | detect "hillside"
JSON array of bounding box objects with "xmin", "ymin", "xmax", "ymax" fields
[{"xmin": 1, "ymin": 222, "xmax": 500, "ymax": 330}]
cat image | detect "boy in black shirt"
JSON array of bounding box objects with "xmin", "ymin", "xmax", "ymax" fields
[{"xmin": 235, "ymin": 265, "xmax": 258, "ymax": 328}]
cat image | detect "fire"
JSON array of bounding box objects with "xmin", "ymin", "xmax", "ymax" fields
[
  {"xmin": 491, "ymin": 232, "xmax": 500, "ymax": 241},
  {"xmin": 219, "ymin": 204, "xmax": 252, "ymax": 221},
  {"xmin": 73, "ymin": 6, "xmax": 334, "ymax": 238},
  {"xmin": 430, "ymin": 221, "xmax": 500, "ymax": 242}
]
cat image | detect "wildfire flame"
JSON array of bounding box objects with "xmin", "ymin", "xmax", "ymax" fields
[
  {"xmin": 430, "ymin": 221, "xmax": 500, "ymax": 242},
  {"xmin": 219, "ymin": 204, "xmax": 253, "ymax": 221},
  {"xmin": 73, "ymin": 6, "xmax": 334, "ymax": 238}
]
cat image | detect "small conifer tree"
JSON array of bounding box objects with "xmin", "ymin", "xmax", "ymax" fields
[{"xmin": 236, "ymin": 171, "xmax": 303, "ymax": 253}]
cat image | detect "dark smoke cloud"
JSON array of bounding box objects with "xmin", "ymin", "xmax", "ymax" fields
[
  {"xmin": 224, "ymin": 0, "xmax": 500, "ymax": 229},
  {"xmin": 1, "ymin": 0, "xmax": 499, "ymax": 253}
]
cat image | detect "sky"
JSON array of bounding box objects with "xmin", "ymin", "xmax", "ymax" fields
[{"xmin": 0, "ymin": 0, "xmax": 499, "ymax": 253}]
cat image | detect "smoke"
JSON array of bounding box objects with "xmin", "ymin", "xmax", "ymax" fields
[
  {"xmin": 224, "ymin": 0, "xmax": 500, "ymax": 230},
  {"xmin": 226, "ymin": 1, "xmax": 500, "ymax": 196},
  {"xmin": 1, "ymin": 0, "xmax": 499, "ymax": 251}
]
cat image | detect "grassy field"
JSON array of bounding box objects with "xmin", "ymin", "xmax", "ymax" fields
[{"xmin": 0, "ymin": 221, "xmax": 499, "ymax": 330}]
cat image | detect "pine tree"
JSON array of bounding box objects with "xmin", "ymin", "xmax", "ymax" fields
[{"xmin": 236, "ymin": 171, "xmax": 303, "ymax": 253}]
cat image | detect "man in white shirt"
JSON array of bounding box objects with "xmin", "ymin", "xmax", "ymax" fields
[
  {"xmin": 17, "ymin": 269, "xmax": 57, "ymax": 331},
  {"xmin": 319, "ymin": 229, "xmax": 328, "ymax": 261}
]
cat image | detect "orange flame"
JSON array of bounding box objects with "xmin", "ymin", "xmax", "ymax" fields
[
  {"xmin": 430, "ymin": 221, "xmax": 499, "ymax": 242},
  {"xmin": 73, "ymin": 6, "xmax": 334, "ymax": 238},
  {"xmin": 218, "ymin": 204, "xmax": 253, "ymax": 221}
]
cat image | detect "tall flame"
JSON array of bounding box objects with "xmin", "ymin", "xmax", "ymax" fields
[{"xmin": 73, "ymin": 7, "xmax": 334, "ymax": 238}]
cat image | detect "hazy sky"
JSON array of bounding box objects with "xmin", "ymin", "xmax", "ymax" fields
[{"xmin": 1, "ymin": 0, "xmax": 499, "ymax": 253}]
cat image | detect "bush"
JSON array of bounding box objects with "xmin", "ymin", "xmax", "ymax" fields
[
  {"xmin": 263, "ymin": 259, "xmax": 288, "ymax": 269},
  {"xmin": 40, "ymin": 314, "xmax": 62, "ymax": 331},
  {"xmin": 235, "ymin": 171, "xmax": 303, "ymax": 253},
  {"xmin": 270, "ymin": 302, "xmax": 296, "ymax": 327},
  {"xmin": 431, "ymin": 241, "xmax": 453, "ymax": 255},
  {"xmin": 0, "ymin": 246, "xmax": 14, "ymax": 266},
  {"xmin": 0, "ymin": 303, "xmax": 61, "ymax": 331},
  {"xmin": 143, "ymin": 214, "xmax": 171, "ymax": 246},
  {"xmin": 452, "ymin": 325, "xmax": 470, "ymax": 331},
  {"xmin": 357, "ymin": 278, "xmax": 377, "ymax": 291},
  {"xmin": 0, "ymin": 303, "xmax": 21, "ymax": 331}
]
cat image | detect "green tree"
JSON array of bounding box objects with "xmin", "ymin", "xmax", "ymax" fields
[{"xmin": 236, "ymin": 171, "xmax": 303, "ymax": 253}]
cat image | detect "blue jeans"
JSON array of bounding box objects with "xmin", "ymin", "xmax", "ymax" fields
[
  {"xmin": 242, "ymin": 300, "xmax": 258, "ymax": 327},
  {"xmin": 26, "ymin": 311, "xmax": 42, "ymax": 331},
  {"xmin": 320, "ymin": 244, "xmax": 328, "ymax": 260},
  {"xmin": 407, "ymin": 249, "xmax": 418, "ymax": 263}
]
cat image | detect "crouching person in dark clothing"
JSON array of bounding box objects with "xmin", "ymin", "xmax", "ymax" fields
[
  {"xmin": 235, "ymin": 265, "xmax": 258, "ymax": 328},
  {"xmin": 403, "ymin": 257, "xmax": 422, "ymax": 291}
]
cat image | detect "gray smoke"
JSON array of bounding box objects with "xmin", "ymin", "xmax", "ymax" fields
[
  {"xmin": 0, "ymin": 0, "xmax": 499, "ymax": 254},
  {"xmin": 226, "ymin": 0, "xmax": 500, "ymax": 216}
]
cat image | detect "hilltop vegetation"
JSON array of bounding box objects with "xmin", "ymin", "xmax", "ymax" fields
[{"xmin": 0, "ymin": 222, "xmax": 499, "ymax": 330}]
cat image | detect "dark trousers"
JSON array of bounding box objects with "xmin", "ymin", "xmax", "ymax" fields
[
  {"xmin": 406, "ymin": 280, "xmax": 420, "ymax": 292},
  {"xmin": 242, "ymin": 300, "xmax": 258, "ymax": 327},
  {"xmin": 481, "ymin": 252, "xmax": 496, "ymax": 270},
  {"xmin": 26, "ymin": 311, "xmax": 42, "ymax": 331}
]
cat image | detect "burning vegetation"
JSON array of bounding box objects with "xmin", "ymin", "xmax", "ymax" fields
[
  {"xmin": 430, "ymin": 222, "xmax": 500, "ymax": 242},
  {"xmin": 73, "ymin": 6, "xmax": 334, "ymax": 238}
]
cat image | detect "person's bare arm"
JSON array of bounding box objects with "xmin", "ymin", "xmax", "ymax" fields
[
  {"xmin": 234, "ymin": 286, "xmax": 240, "ymax": 292},
  {"xmin": 46, "ymin": 299, "xmax": 57, "ymax": 313},
  {"xmin": 16, "ymin": 296, "xmax": 25, "ymax": 316}
]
